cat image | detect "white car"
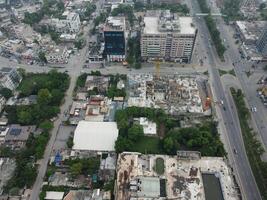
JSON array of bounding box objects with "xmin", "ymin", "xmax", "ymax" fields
[{"xmin": 251, "ymin": 106, "xmax": 257, "ymax": 112}]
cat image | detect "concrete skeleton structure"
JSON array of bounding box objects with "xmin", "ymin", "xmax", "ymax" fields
[
  {"xmin": 141, "ymin": 10, "xmax": 197, "ymax": 63},
  {"xmin": 0, "ymin": 95, "xmax": 6, "ymax": 112},
  {"xmin": 128, "ymin": 74, "xmax": 205, "ymax": 114},
  {"xmin": 115, "ymin": 152, "xmax": 239, "ymax": 200},
  {"xmin": 235, "ymin": 21, "xmax": 267, "ymax": 45},
  {"xmin": 46, "ymin": 46, "xmax": 70, "ymax": 64},
  {"xmin": 51, "ymin": 11, "xmax": 81, "ymax": 34},
  {"xmin": 0, "ymin": 67, "xmax": 22, "ymax": 90},
  {"xmin": 256, "ymin": 26, "xmax": 267, "ymax": 57}
]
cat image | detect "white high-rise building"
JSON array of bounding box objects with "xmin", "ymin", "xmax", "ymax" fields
[{"xmin": 141, "ymin": 10, "xmax": 197, "ymax": 63}]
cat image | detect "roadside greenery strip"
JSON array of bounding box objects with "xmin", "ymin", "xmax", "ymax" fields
[
  {"xmin": 231, "ymin": 88, "xmax": 267, "ymax": 199},
  {"xmin": 197, "ymin": 0, "xmax": 226, "ymax": 60}
]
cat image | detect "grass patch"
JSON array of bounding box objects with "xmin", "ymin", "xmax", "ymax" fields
[
  {"xmin": 231, "ymin": 88, "xmax": 267, "ymax": 199},
  {"xmin": 219, "ymin": 69, "xmax": 228, "ymax": 76},
  {"xmin": 18, "ymin": 71, "xmax": 69, "ymax": 96},
  {"xmin": 154, "ymin": 157, "xmax": 165, "ymax": 175},
  {"xmin": 219, "ymin": 69, "xmax": 236, "ymax": 76},
  {"xmin": 229, "ymin": 69, "xmax": 236, "ymax": 76},
  {"xmin": 245, "ymin": 71, "xmax": 252, "ymax": 78},
  {"xmin": 203, "ymin": 71, "xmax": 209, "ymax": 76},
  {"xmin": 133, "ymin": 136, "xmax": 162, "ymax": 154}
]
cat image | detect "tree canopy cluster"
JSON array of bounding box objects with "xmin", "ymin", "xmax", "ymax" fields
[
  {"xmin": 74, "ymin": 38, "xmax": 85, "ymax": 49},
  {"xmin": 111, "ymin": 4, "xmax": 135, "ymax": 27},
  {"xmin": 80, "ymin": 2, "xmax": 96, "ymax": 21},
  {"xmin": 127, "ymin": 37, "xmax": 142, "ymax": 69},
  {"xmin": 134, "ymin": 2, "xmax": 189, "ymax": 15},
  {"xmin": 4, "ymin": 70, "xmax": 69, "ymax": 125},
  {"xmin": 23, "ymin": 0, "xmax": 65, "ymax": 26},
  {"xmin": 115, "ymin": 107, "xmax": 225, "ymax": 157},
  {"xmin": 222, "ymin": 0, "xmax": 242, "ymax": 21},
  {"xmin": 92, "ymin": 12, "xmax": 108, "ymax": 33},
  {"xmin": 115, "ymin": 107, "xmax": 179, "ymax": 153},
  {"xmin": 0, "ymin": 88, "xmax": 12, "ymax": 99},
  {"xmin": 197, "ymin": 0, "xmax": 226, "ymax": 60},
  {"xmin": 163, "ymin": 122, "xmax": 225, "ymax": 156},
  {"xmin": 64, "ymin": 157, "xmax": 100, "ymax": 178},
  {"xmin": 107, "ymin": 74, "xmax": 126, "ymax": 99}
]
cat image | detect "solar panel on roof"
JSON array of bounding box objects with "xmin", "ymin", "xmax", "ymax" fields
[{"xmin": 10, "ymin": 128, "xmax": 22, "ymax": 136}]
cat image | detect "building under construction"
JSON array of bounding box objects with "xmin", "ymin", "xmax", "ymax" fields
[
  {"xmin": 127, "ymin": 74, "xmax": 210, "ymax": 115},
  {"xmin": 115, "ymin": 152, "xmax": 240, "ymax": 200}
]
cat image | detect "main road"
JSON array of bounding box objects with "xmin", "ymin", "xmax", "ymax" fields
[
  {"xmin": 189, "ymin": 0, "xmax": 262, "ymax": 199},
  {"xmin": 215, "ymin": 16, "xmax": 267, "ymax": 152}
]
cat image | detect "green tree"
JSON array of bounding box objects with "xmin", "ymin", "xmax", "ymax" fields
[
  {"xmin": 49, "ymin": 31, "xmax": 60, "ymax": 44},
  {"xmin": 259, "ymin": 3, "xmax": 266, "ymax": 10},
  {"xmin": 74, "ymin": 38, "xmax": 85, "ymax": 49},
  {"xmin": 39, "ymin": 120, "xmax": 53, "ymax": 132},
  {"xmin": 38, "ymin": 51, "xmax": 47, "ymax": 63},
  {"xmin": 37, "ymin": 89, "xmax": 52, "ymax": 105},
  {"xmin": 115, "ymin": 136, "xmax": 133, "ymax": 153},
  {"xmin": 128, "ymin": 124, "xmax": 144, "ymax": 141},
  {"xmin": 50, "ymin": 89, "xmax": 64, "ymax": 105},
  {"xmin": 71, "ymin": 162, "xmax": 83, "ymax": 177},
  {"xmin": 0, "ymin": 88, "xmax": 12, "ymax": 99},
  {"xmin": 18, "ymin": 110, "xmax": 32, "ymax": 125},
  {"xmin": 134, "ymin": 61, "xmax": 141, "ymax": 69},
  {"xmin": 84, "ymin": 3, "xmax": 96, "ymax": 17},
  {"xmin": 67, "ymin": 136, "xmax": 74, "ymax": 148},
  {"xmin": 163, "ymin": 137, "xmax": 174, "ymax": 154}
]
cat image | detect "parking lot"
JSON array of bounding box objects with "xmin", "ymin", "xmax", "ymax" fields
[{"xmin": 52, "ymin": 125, "xmax": 76, "ymax": 153}]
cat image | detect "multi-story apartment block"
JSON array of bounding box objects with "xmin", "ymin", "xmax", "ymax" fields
[
  {"xmin": 104, "ymin": 16, "xmax": 127, "ymax": 62},
  {"xmin": 0, "ymin": 67, "xmax": 22, "ymax": 90},
  {"xmin": 141, "ymin": 10, "xmax": 197, "ymax": 63}
]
